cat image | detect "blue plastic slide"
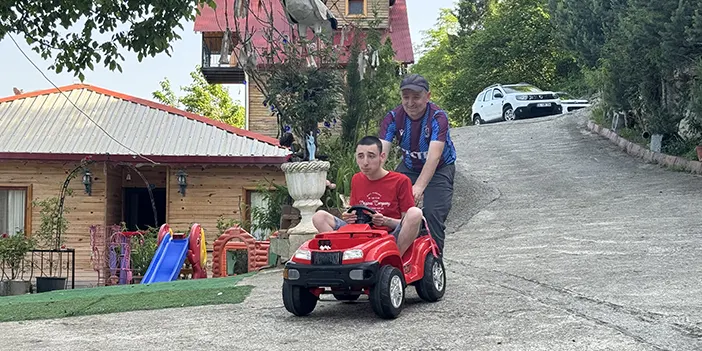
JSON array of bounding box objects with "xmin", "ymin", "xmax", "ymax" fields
[{"xmin": 140, "ymin": 234, "xmax": 189, "ymax": 284}]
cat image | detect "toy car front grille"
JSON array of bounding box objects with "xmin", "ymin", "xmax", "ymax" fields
[{"xmin": 311, "ymin": 251, "xmax": 342, "ymax": 265}]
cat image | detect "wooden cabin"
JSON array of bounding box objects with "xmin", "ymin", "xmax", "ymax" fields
[{"xmin": 0, "ymin": 85, "xmax": 291, "ymax": 287}]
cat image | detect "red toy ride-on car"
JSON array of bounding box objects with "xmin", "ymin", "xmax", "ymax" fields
[{"xmin": 282, "ymin": 205, "xmax": 446, "ymax": 319}]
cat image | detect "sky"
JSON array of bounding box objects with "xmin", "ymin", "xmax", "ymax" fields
[{"xmin": 0, "ymin": 0, "xmax": 457, "ymax": 106}]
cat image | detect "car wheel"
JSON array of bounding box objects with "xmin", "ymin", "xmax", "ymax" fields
[
  {"xmin": 503, "ymin": 105, "xmax": 516, "ymax": 121},
  {"xmin": 473, "ymin": 115, "xmax": 483, "ymax": 125},
  {"xmin": 369, "ymin": 265, "xmax": 405, "ymax": 319},
  {"xmin": 415, "ymin": 253, "xmax": 446, "ymax": 302},
  {"xmin": 282, "ymin": 281, "xmax": 318, "ymax": 316}
]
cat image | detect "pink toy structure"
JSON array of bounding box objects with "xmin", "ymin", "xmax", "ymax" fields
[{"xmin": 107, "ymin": 228, "xmax": 147, "ymax": 285}]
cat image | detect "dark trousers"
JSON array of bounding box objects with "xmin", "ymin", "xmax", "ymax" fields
[{"xmin": 396, "ymin": 162, "xmax": 455, "ymax": 254}]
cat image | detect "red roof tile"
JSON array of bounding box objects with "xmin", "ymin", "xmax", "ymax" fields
[{"xmin": 193, "ymin": 0, "xmax": 414, "ymax": 65}]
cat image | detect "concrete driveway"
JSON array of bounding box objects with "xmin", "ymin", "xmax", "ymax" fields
[{"xmin": 1, "ymin": 111, "xmax": 700, "ymax": 351}]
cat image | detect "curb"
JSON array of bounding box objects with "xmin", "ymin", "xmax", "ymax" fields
[{"xmin": 586, "ymin": 120, "xmax": 702, "ymax": 175}]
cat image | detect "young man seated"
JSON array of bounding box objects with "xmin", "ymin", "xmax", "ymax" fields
[{"xmin": 312, "ymin": 136, "xmax": 424, "ymax": 257}]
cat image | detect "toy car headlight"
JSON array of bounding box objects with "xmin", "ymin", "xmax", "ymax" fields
[
  {"xmin": 343, "ymin": 249, "xmax": 364, "ymax": 260},
  {"xmin": 294, "ymin": 249, "xmax": 311, "ymax": 260},
  {"xmin": 516, "ymin": 95, "xmax": 528, "ymax": 100}
]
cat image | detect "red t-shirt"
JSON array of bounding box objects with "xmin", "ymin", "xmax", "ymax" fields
[{"xmin": 349, "ymin": 171, "xmax": 415, "ymax": 231}]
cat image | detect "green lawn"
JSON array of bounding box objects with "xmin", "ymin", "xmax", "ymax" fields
[{"xmin": 0, "ymin": 275, "xmax": 254, "ymax": 323}]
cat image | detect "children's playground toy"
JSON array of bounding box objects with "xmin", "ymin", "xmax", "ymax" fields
[
  {"xmin": 107, "ymin": 228, "xmax": 147, "ymax": 285},
  {"xmin": 141, "ymin": 223, "xmax": 208, "ymax": 284},
  {"xmin": 211, "ymin": 226, "xmax": 271, "ymax": 277},
  {"xmin": 90, "ymin": 224, "xmax": 147, "ymax": 286},
  {"xmin": 282, "ymin": 205, "xmax": 446, "ymax": 319}
]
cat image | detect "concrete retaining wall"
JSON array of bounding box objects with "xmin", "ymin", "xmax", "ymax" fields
[{"xmin": 586, "ymin": 121, "xmax": 702, "ymax": 175}]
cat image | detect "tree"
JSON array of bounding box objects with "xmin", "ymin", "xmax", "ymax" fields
[
  {"xmin": 454, "ymin": 0, "xmax": 498, "ymax": 36},
  {"xmin": 548, "ymin": 0, "xmax": 621, "ymax": 69},
  {"xmin": 0, "ymin": 0, "xmax": 214, "ymax": 81},
  {"xmin": 153, "ymin": 66, "xmax": 245, "ymax": 128},
  {"xmin": 448, "ymin": 0, "xmax": 573, "ymax": 123},
  {"xmin": 343, "ymin": 31, "xmax": 366, "ymax": 146},
  {"xmin": 411, "ymin": 8, "xmax": 460, "ymax": 124},
  {"xmin": 357, "ymin": 28, "xmax": 401, "ymax": 137},
  {"xmin": 551, "ymin": 0, "xmax": 702, "ymax": 153}
]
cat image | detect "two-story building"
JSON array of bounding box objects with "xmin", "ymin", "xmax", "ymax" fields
[{"xmin": 193, "ymin": 0, "xmax": 415, "ymax": 138}]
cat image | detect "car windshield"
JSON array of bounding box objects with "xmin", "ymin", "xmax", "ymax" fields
[{"xmin": 503, "ymin": 85, "xmax": 542, "ymax": 93}]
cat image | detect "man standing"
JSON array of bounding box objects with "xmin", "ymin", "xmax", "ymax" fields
[{"xmin": 378, "ymin": 73, "xmax": 457, "ymax": 254}]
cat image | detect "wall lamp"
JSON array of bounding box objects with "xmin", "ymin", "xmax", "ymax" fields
[
  {"xmin": 176, "ymin": 169, "xmax": 188, "ymax": 196},
  {"xmin": 82, "ymin": 169, "xmax": 93, "ymax": 195}
]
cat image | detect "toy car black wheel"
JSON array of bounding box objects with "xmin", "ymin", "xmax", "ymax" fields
[
  {"xmin": 416, "ymin": 253, "xmax": 446, "ymax": 302},
  {"xmin": 369, "ymin": 265, "xmax": 405, "ymax": 319},
  {"xmin": 282, "ymin": 281, "xmax": 318, "ymax": 316}
]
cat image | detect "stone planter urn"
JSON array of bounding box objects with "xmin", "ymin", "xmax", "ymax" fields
[{"xmin": 281, "ymin": 160, "xmax": 330, "ymax": 254}]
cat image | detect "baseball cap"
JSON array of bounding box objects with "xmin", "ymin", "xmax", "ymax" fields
[{"xmin": 400, "ymin": 74, "xmax": 429, "ymax": 92}]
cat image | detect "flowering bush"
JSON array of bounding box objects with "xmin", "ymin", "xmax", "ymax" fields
[{"xmin": 0, "ymin": 232, "xmax": 35, "ymax": 280}]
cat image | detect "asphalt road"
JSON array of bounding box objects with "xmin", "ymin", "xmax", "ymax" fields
[{"xmin": 1, "ymin": 110, "xmax": 700, "ymax": 351}]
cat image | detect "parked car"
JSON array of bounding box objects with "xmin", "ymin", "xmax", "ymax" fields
[
  {"xmin": 554, "ymin": 91, "xmax": 591, "ymax": 113},
  {"xmin": 471, "ymin": 83, "xmax": 562, "ymax": 125}
]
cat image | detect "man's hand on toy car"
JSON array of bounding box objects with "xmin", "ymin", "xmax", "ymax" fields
[
  {"xmin": 346, "ymin": 205, "xmax": 378, "ymax": 225},
  {"xmin": 341, "ymin": 211, "xmax": 357, "ymax": 224},
  {"xmin": 371, "ymin": 213, "xmax": 386, "ymax": 227}
]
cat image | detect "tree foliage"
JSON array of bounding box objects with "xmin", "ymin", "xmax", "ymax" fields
[
  {"xmin": 415, "ymin": 0, "xmax": 702, "ymax": 155},
  {"xmin": 264, "ymin": 60, "xmax": 344, "ymax": 141},
  {"xmin": 410, "ymin": 9, "xmax": 459, "ymax": 124},
  {"xmin": 414, "ymin": 0, "xmax": 579, "ymax": 125},
  {"xmin": 0, "ymin": 0, "xmax": 213, "ymax": 81},
  {"xmin": 554, "ymin": 0, "xmax": 702, "ymax": 142},
  {"xmin": 342, "ymin": 26, "xmax": 401, "ymax": 142},
  {"xmin": 153, "ymin": 66, "xmax": 245, "ymax": 128}
]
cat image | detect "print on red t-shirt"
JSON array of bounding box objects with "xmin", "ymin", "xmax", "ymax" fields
[{"xmin": 349, "ymin": 171, "xmax": 415, "ymax": 232}]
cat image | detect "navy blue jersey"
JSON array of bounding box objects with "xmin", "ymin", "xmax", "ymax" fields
[{"xmin": 379, "ymin": 102, "xmax": 457, "ymax": 172}]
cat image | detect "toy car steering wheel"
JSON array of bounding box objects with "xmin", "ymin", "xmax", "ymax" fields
[{"xmin": 346, "ymin": 205, "xmax": 377, "ymax": 225}]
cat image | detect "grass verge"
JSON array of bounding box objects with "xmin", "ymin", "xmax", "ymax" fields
[{"xmin": 0, "ymin": 275, "xmax": 254, "ymax": 323}]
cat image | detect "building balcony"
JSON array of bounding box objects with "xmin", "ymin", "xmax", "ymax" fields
[{"xmin": 200, "ymin": 31, "xmax": 246, "ymax": 85}]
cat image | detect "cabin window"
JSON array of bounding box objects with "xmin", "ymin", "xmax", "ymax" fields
[
  {"xmin": 347, "ymin": 0, "xmax": 365, "ymax": 15},
  {"xmin": 0, "ymin": 188, "xmax": 28, "ymax": 236}
]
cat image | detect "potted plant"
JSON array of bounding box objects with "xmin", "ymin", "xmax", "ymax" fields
[
  {"xmin": 0, "ymin": 232, "xmax": 34, "ymax": 296},
  {"xmin": 32, "ymin": 196, "xmax": 70, "ymax": 292},
  {"xmin": 257, "ymin": 35, "xmax": 344, "ymax": 253}
]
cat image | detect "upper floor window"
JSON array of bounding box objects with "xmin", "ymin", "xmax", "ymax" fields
[
  {"xmin": 0, "ymin": 188, "xmax": 28, "ymax": 236},
  {"xmin": 348, "ymin": 0, "xmax": 365, "ymax": 15}
]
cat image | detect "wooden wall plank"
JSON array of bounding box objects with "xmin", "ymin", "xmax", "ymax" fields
[{"xmin": 167, "ymin": 165, "xmax": 286, "ymax": 245}]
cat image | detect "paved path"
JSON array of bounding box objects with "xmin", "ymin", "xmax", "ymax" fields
[{"xmin": 1, "ymin": 111, "xmax": 700, "ymax": 351}]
